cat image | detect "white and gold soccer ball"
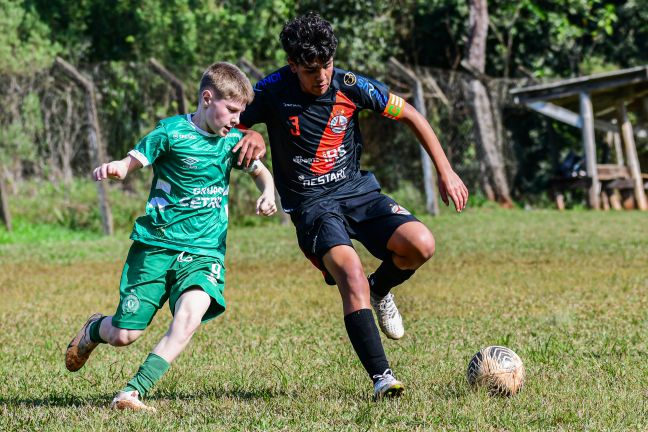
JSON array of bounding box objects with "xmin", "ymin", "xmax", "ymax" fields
[{"xmin": 467, "ymin": 345, "xmax": 525, "ymax": 396}]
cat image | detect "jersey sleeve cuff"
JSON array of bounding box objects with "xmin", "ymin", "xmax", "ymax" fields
[{"xmin": 128, "ymin": 149, "xmax": 151, "ymax": 167}]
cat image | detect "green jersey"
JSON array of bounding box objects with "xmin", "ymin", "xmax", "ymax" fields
[{"xmin": 128, "ymin": 114, "xmax": 249, "ymax": 260}]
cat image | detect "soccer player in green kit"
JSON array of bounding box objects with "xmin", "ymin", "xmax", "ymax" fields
[{"xmin": 65, "ymin": 62, "xmax": 276, "ymax": 412}]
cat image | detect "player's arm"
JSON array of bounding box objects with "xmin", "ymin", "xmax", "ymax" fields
[
  {"xmin": 246, "ymin": 160, "xmax": 277, "ymax": 216},
  {"xmin": 398, "ymin": 102, "xmax": 469, "ymax": 212},
  {"xmin": 92, "ymin": 155, "xmax": 143, "ymax": 182}
]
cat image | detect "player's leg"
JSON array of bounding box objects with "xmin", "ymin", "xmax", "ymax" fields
[
  {"xmin": 112, "ymin": 288, "xmax": 210, "ymax": 412},
  {"xmin": 349, "ymin": 193, "xmax": 434, "ymax": 340},
  {"xmin": 291, "ymin": 201, "xmax": 404, "ymax": 398},
  {"xmin": 65, "ymin": 242, "xmax": 166, "ymax": 372},
  {"xmin": 322, "ymin": 244, "xmax": 404, "ymax": 399},
  {"xmin": 372, "ymin": 221, "xmax": 435, "ymax": 295},
  {"xmin": 65, "ymin": 314, "xmax": 145, "ymax": 372},
  {"xmin": 151, "ymin": 288, "xmax": 211, "ymax": 362},
  {"xmin": 112, "ymin": 253, "xmax": 226, "ymax": 412}
]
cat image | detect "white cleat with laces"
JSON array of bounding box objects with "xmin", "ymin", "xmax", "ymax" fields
[
  {"xmin": 373, "ymin": 369, "xmax": 404, "ymax": 400},
  {"xmin": 370, "ymin": 292, "xmax": 405, "ymax": 340}
]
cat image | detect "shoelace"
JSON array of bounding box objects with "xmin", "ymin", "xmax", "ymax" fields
[
  {"xmin": 372, "ymin": 368, "xmax": 395, "ymax": 382},
  {"xmin": 377, "ymin": 294, "xmax": 399, "ymax": 319}
]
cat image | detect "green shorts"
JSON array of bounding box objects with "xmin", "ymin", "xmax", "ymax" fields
[{"xmin": 112, "ymin": 241, "xmax": 227, "ymax": 330}]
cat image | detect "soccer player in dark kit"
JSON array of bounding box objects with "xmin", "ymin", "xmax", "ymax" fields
[{"xmin": 238, "ymin": 13, "xmax": 468, "ymax": 399}]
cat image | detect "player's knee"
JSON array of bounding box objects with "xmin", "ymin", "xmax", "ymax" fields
[
  {"xmin": 109, "ymin": 329, "xmax": 141, "ymax": 346},
  {"xmin": 172, "ymin": 309, "xmax": 203, "ymax": 340},
  {"xmin": 338, "ymin": 265, "xmax": 367, "ymax": 290},
  {"xmin": 406, "ymin": 231, "xmax": 436, "ymax": 268},
  {"xmin": 416, "ymin": 232, "xmax": 436, "ymax": 262}
]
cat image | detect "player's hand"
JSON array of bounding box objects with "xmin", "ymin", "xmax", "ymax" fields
[
  {"xmin": 256, "ymin": 193, "xmax": 277, "ymax": 216},
  {"xmin": 233, "ymin": 129, "xmax": 266, "ymax": 168},
  {"xmin": 439, "ymin": 170, "xmax": 469, "ymax": 212},
  {"xmin": 93, "ymin": 160, "xmax": 128, "ymax": 181}
]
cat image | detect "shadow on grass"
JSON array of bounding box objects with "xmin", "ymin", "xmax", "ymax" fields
[
  {"xmin": 153, "ymin": 385, "xmax": 288, "ymax": 401},
  {"xmin": 0, "ymin": 386, "xmax": 287, "ymax": 408},
  {"xmin": 0, "ymin": 394, "xmax": 108, "ymax": 408}
]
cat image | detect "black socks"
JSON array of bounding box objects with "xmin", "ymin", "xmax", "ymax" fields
[
  {"xmin": 368, "ymin": 259, "xmax": 415, "ymax": 297},
  {"xmin": 344, "ymin": 309, "xmax": 389, "ymax": 381}
]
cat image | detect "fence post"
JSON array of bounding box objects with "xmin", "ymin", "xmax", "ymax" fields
[
  {"xmin": 148, "ymin": 58, "xmax": 188, "ymax": 113},
  {"xmin": 388, "ymin": 57, "xmax": 439, "ymax": 216},
  {"xmin": 0, "ymin": 170, "xmax": 11, "ymax": 231},
  {"xmin": 54, "ymin": 57, "xmax": 114, "ymax": 235}
]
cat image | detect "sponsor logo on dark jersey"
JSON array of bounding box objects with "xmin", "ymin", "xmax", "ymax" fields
[{"xmin": 343, "ymin": 72, "xmax": 357, "ymax": 86}]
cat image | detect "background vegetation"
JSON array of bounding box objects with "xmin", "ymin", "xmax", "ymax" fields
[{"xmin": 1, "ymin": 0, "xmax": 647, "ymax": 227}]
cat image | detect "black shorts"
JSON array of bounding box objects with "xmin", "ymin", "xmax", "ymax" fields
[{"xmin": 290, "ymin": 190, "xmax": 419, "ymax": 272}]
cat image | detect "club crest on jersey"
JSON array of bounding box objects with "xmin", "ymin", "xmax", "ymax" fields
[
  {"xmin": 122, "ymin": 293, "xmax": 140, "ymax": 314},
  {"xmin": 390, "ymin": 204, "xmax": 411, "ymax": 215},
  {"xmin": 330, "ymin": 112, "xmax": 349, "ymax": 134},
  {"xmin": 343, "ymin": 72, "xmax": 357, "ymax": 86}
]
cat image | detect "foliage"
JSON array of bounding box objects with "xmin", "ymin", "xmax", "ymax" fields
[
  {"xmin": 0, "ymin": 0, "xmax": 59, "ymax": 75},
  {"xmin": 2, "ymin": 0, "xmax": 647, "ymax": 207}
]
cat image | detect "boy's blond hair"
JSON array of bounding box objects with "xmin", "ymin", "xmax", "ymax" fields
[{"xmin": 199, "ymin": 62, "xmax": 254, "ymax": 104}]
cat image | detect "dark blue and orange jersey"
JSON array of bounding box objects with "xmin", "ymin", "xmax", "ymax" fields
[{"xmin": 239, "ymin": 66, "xmax": 405, "ymax": 212}]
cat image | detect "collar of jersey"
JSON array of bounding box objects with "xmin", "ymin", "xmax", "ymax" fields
[{"xmin": 186, "ymin": 113, "xmax": 219, "ymax": 137}]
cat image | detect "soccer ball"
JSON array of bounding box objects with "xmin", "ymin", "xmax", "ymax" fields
[{"xmin": 466, "ymin": 345, "xmax": 525, "ymax": 396}]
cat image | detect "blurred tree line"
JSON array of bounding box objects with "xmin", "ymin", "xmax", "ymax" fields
[{"xmin": 1, "ymin": 0, "xmax": 646, "ymax": 228}]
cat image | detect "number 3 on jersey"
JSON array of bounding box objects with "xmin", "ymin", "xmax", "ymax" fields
[{"xmin": 288, "ymin": 116, "xmax": 300, "ymax": 136}]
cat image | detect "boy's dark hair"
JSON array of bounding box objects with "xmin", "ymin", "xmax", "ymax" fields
[{"xmin": 280, "ymin": 13, "xmax": 338, "ymax": 65}]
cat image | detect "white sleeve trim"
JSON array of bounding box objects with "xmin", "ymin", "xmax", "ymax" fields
[{"xmin": 128, "ymin": 149, "xmax": 151, "ymax": 167}]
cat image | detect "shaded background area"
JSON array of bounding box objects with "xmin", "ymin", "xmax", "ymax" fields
[{"xmin": 1, "ymin": 0, "xmax": 647, "ymax": 231}]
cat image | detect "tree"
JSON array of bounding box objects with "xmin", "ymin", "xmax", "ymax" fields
[{"xmin": 462, "ymin": 0, "xmax": 512, "ymax": 206}]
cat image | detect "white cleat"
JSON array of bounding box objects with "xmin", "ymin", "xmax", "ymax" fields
[
  {"xmin": 373, "ymin": 369, "xmax": 404, "ymax": 400},
  {"xmin": 110, "ymin": 390, "xmax": 156, "ymax": 412},
  {"xmin": 370, "ymin": 292, "xmax": 405, "ymax": 340}
]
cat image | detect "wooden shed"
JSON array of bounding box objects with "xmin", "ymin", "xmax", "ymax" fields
[{"xmin": 510, "ymin": 66, "xmax": 648, "ymax": 210}]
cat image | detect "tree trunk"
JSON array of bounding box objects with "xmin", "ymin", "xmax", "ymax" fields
[{"xmin": 462, "ymin": 0, "xmax": 513, "ymax": 206}]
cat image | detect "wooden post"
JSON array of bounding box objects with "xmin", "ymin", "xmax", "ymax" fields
[
  {"xmin": 389, "ymin": 58, "xmax": 439, "ymax": 215},
  {"xmin": 579, "ymin": 92, "xmax": 600, "ymax": 209},
  {"xmin": 616, "ymin": 101, "xmax": 648, "ymax": 210},
  {"xmin": 148, "ymin": 58, "xmax": 188, "ymax": 113},
  {"xmin": 609, "ymin": 189, "xmax": 622, "ymax": 210},
  {"xmin": 238, "ymin": 57, "xmax": 264, "ymax": 82},
  {"xmin": 55, "ymin": 57, "xmax": 114, "ymax": 235},
  {"xmin": 0, "ymin": 171, "xmax": 12, "ymax": 231},
  {"xmin": 613, "ymin": 132, "xmax": 624, "ymax": 166}
]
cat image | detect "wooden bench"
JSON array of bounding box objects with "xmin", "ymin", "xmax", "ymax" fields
[{"xmin": 552, "ymin": 164, "xmax": 648, "ymax": 210}]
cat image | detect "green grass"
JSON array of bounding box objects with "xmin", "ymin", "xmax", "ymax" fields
[{"xmin": 1, "ymin": 209, "xmax": 647, "ymax": 431}]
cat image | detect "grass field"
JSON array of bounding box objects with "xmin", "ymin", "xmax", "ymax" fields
[{"xmin": 1, "ymin": 209, "xmax": 647, "ymax": 431}]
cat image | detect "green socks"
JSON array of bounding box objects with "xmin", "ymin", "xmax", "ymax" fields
[
  {"xmin": 88, "ymin": 317, "xmax": 107, "ymax": 343},
  {"xmin": 123, "ymin": 353, "xmax": 171, "ymax": 397}
]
